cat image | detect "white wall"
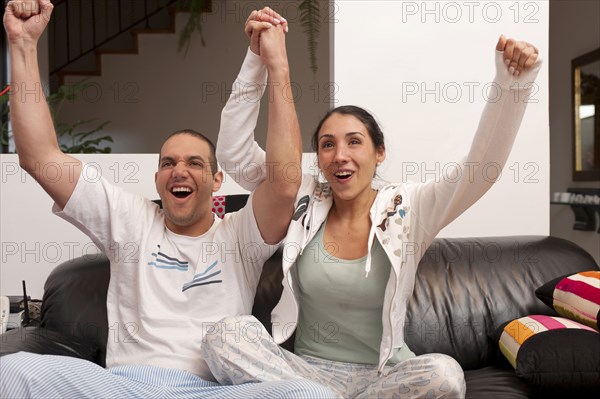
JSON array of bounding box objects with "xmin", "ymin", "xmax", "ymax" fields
[
  {"xmin": 1, "ymin": 155, "xmax": 153, "ymax": 297},
  {"xmin": 334, "ymin": 0, "xmax": 549, "ymax": 237}
]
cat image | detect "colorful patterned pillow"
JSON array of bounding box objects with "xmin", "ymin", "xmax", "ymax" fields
[
  {"xmin": 499, "ymin": 315, "xmax": 600, "ymax": 388},
  {"xmin": 212, "ymin": 196, "xmax": 227, "ymax": 219},
  {"xmin": 211, "ymin": 195, "xmax": 249, "ymax": 219},
  {"xmin": 535, "ymin": 271, "xmax": 599, "ymax": 330}
]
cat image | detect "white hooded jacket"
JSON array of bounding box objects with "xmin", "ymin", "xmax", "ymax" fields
[{"xmin": 217, "ymin": 48, "xmax": 542, "ymax": 373}]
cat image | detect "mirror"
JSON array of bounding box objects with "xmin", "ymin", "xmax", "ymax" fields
[{"xmin": 573, "ymin": 48, "xmax": 600, "ymax": 181}]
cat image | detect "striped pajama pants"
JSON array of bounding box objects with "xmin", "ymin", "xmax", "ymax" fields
[
  {"xmin": 201, "ymin": 316, "xmax": 466, "ymax": 399},
  {"xmin": 0, "ymin": 351, "xmax": 336, "ymax": 399}
]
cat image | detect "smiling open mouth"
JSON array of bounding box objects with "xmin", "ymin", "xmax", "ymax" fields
[
  {"xmin": 171, "ymin": 187, "xmax": 192, "ymax": 199},
  {"xmin": 334, "ymin": 171, "xmax": 353, "ymax": 181}
]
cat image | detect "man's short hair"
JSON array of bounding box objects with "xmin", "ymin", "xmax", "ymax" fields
[{"xmin": 161, "ymin": 129, "xmax": 218, "ymax": 176}]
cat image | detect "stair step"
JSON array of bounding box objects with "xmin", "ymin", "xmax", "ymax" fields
[
  {"xmin": 58, "ymin": 53, "xmax": 99, "ymax": 76},
  {"xmin": 58, "ymin": 70, "xmax": 102, "ymax": 77},
  {"xmin": 54, "ymin": 2, "xmax": 208, "ymax": 87},
  {"xmin": 131, "ymin": 28, "xmax": 175, "ymax": 34},
  {"xmin": 51, "ymin": 1, "xmax": 177, "ymax": 89},
  {"xmin": 95, "ymin": 48, "xmax": 138, "ymax": 56}
]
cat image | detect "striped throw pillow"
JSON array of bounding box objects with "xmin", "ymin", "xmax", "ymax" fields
[
  {"xmin": 536, "ymin": 271, "xmax": 600, "ymax": 330},
  {"xmin": 499, "ymin": 315, "xmax": 600, "ymax": 388}
]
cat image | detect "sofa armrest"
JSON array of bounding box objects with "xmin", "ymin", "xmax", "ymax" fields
[{"xmin": 0, "ymin": 326, "xmax": 101, "ymax": 364}]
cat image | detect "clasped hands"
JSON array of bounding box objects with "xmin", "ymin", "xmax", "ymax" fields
[{"xmin": 245, "ymin": 7, "xmax": 289, "ymax": 71}]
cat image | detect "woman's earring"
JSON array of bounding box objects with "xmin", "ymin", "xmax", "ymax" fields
[
  {"xmin": 318, "ymin": 169, "xmax": 327, "ymax": 182},
  {"xmin": 314, "ymin": 161, "xmax": 326, "ymax": 183}
]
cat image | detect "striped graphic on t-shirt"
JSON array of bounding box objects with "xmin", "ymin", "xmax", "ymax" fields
[
  {"xmin": 182, "ymin": 260, "xmax": 222, "ymax": 292},
  {"xmin": 148, "ymin": 244, "xmax": 189, "ymax": 271}
]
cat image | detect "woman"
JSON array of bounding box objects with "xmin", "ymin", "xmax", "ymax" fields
[{"xmin": 206, "ymin": 8, "xmax": 541, "ymax": 399}]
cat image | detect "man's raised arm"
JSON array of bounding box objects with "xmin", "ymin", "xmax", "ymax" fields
[{"xmin": 4, "ymin": 0, "xmax": 82, "ymax": 209}]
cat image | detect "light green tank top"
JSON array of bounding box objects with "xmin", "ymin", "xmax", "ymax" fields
[{"xmin": 294, "ymin": 220, "xmax": 415, "ymax": 365}]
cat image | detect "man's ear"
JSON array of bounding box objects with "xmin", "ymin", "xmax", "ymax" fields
[
  {"xmin": 154, "ymin": 171, "xmax": 158, "ymax": 185},
  {"xmin": 212, "ymin": 171, "xmax": 224, "ymax": 193}
]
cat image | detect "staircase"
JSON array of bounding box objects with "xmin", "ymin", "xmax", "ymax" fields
[{"xmin": 48, "ymin": 0, "xmax": 207, "ymax": 91}]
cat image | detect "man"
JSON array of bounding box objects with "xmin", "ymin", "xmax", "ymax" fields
[{"xmin": 1, "ymin": 1, "xmax": 333, "ymax": 397}]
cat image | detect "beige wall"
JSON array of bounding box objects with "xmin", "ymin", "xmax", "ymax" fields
[
  {"xmin": 57, "ymin": 0, "xmax": 331, "ymax": 153},
  {"xmin": 549, "ymin": 0, "xmax": 600, "ymax": 263}
]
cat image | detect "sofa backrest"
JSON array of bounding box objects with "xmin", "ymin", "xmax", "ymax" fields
[
  {"xmin": 40, "ymin": 233, "xmax": 599, "ymax": 370},
  {"xmin": 246, "ymin": 235, "xmax": 600, "ymax": 369},
  {"xmin": 404, "ymin": 236, "xmax": 598, "ymax": 369},
  {"xmin": 41, "ymin": 254, "xmax": 110, "ymax": 366}
]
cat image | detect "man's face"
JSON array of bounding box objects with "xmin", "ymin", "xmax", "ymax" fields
[{"xmin": 155, "ymin": 134, "xmax": 222, "ymax": 236}]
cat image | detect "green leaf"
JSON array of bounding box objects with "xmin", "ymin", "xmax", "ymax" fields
[
  {"xmin": 45, "ymin": 82, "xmax": 113, "ymax": 153},
  {"xmin": 299, "ymin": 0, "xmax": 320, "ymax": 75},
  {"xmin": 177, "ymin": 0, "xmax": 208, "ymax": 55},
  {"xmin": 177, "ymin": 0, "xmax": 319, "ymax": 74}
]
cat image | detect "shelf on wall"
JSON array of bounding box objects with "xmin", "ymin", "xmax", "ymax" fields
[{"xmin": 550, "ymin": 188, "xmax": 600, "ymax": 233}]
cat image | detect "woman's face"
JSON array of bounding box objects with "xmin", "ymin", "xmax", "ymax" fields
[{"xmin": 317, "ymin": 113, "xmax": 385, "ymax": 202}]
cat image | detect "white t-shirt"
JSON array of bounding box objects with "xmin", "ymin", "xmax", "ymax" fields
[{"xmin": 54, "ymin": 164, "xmax": 277, "ymax": 379}]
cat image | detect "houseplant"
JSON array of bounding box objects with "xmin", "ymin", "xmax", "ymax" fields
[{"xmin": 1, "ymin": 81, "xmax": 112, "ymax": 154}]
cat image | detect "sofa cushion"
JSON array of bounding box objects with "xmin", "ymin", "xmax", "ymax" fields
[
  {"xmin": 535, "ymin": 271, "xmax": 599, "ymax": 330},
  {"xmin": 463, "ymin": 366, "xmax": 532, "ymax": 399},
  {"xmin": 498, "ymin": 315, "xmax": 600, "ymax": 389}
]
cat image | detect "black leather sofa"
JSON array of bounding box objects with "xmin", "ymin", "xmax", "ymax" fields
[{"xmin": 1, "ymin": 232, "xmax": 598, "ymax": 398}]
